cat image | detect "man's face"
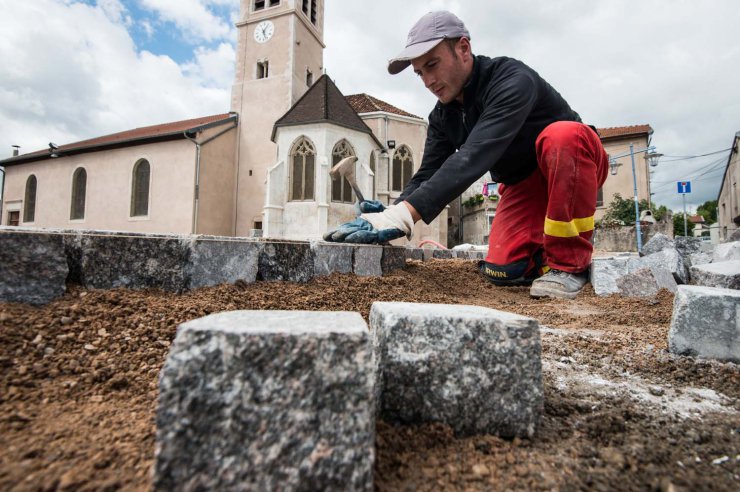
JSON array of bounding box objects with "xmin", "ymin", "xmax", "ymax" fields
[{"xmin": 411, "ymin": 39, "xmax": 471, "ymax": 104}]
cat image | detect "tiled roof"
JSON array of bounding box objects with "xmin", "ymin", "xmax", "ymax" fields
[
  {"xmin": 2, "ymin": 113, "xmax": 237, "ymax": 165},
  {"xmin": 345, "ymin": 94, "xmax": 423, "ymax": 120},
  {"xmin": 688, "ymin": 214, "xmax": 706, "ymax": 224},
  {"xmin": 272, "ymin": 75, "xmax": 381, "ymax": 147},
  {"xmin": 597, "ymin": 125, "xmax": 653, "ymax": 140}
]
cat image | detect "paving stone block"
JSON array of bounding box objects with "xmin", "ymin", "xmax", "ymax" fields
[
  {"xmin": 629, "ymin": 248, "xmax": 687, "ymax": 284},
  {"xmin": 0, "ymin": 230, "xmax": 69, "ymax": 304},
  {"xmin": 258, "ymin": 241, "xmax": 315, "ymax": 282},
  {"xmin": 370, "ymin": 302, "xmax": 542, "ymax": 438},
  {"xmin": 381, "ymin": 246, "xmax": 406, "ymax": 273},
  {"xmin": 353, "ymin": 245, "xmax": 383, "ymax": 277},
  {"xmin": 688, "ymin": 252, "xmax": 713, "ymax": 270},
  {"xmin": 188, "ymin": 237, "xmax": 260, "ymax": 288},
  {"xmin": 617, "ymin": 267, "xmax": 677, "ymax": 297},
  {"xmin": 668, "ymin": 285, "xmax": 740, "ymax": 362},
  {"xmin": 470, "ymin": 251, "xmax": 486, "ymax": 260},
  {"xmin": 675, "ymin": 236, "xmax": 704, "ymax": 258},
  {"xmin": 311, "ymin": 241, "xmax": 354, "ymax": 277},
  {"xmin": 422, "ymin": 249, "xmax": 435, "ymax": 261},
  {"xmin": 155, "ymin": 311, "xmax": 375, "ymax": 491},
  {"xmin": 78, "ymin": 233, "xmax": 191, "ymax": 291},
  {"xmin": 405, "ymin": 248, "xmax": 424, "ymax": 261},
  {"xmin": 640, "ymin": 233, "xmax": 674, "ymax": 257},
  {"xmin": 713, "ymin": 241, "xmax": 740, "ymax": 262},
  {"xmin": 590, "ymin": 256, "xmax": 630, "ymax": 296},
  {"xmin": 690, "ymin": 261, "xmax": 740, "ymax": 290},
  {"xmin": 432, "ymin": 249, "xmax": 454, "ymax": 259}
]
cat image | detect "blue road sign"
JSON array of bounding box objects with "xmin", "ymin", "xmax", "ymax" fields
[{"xmin": 677, "ymin": 181, "xmax": 692, "ymax": 194}]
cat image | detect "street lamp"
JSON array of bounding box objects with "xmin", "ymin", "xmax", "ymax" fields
[{"xmin": 608, "ymin": 144, "xmax": 658, "ymax": 252}]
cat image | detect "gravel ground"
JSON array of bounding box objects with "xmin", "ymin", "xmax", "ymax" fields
[{"xmin": 1, "ymin": 259, "xmax": 738, "ymax": 491}]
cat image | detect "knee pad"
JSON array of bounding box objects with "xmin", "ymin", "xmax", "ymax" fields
[{"xmin": 478, "ymin": 251, "xmax": 549, "ymax": 286}]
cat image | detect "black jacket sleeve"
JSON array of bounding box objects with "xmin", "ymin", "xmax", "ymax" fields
[
  {"xmin": 396, "ymin": 111, "xmax": 455, "ymax": 204},
  {"xmin": 402, "ymin": 69, "xmax": 539, "ymax": 224}
]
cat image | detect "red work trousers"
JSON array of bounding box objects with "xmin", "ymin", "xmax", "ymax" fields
[{"xmin": 486, "ymin": 121, "xmax": 609, "ymax": 274}]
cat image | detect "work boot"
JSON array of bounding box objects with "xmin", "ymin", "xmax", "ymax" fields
[{"xmin": 529, "ymin": 269, "xmax": 589, "ymax": 300}]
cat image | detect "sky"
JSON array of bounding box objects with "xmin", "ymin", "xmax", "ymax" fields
[{"xmin": 1, "ymin": 0, "xmax": 738, "ymax": 214}]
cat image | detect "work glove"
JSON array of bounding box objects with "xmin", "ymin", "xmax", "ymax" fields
[
  {"xmin": 323, "ymin": 203, "xmax": 414, "ymax": 244},
  {"xmin": 354, "ymin": 200, "xmax": 386, "ymax": 215}
]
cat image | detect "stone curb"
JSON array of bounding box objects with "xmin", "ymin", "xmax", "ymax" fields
[{"xmin": 0, "ymin": 228, "xmax": 409, "ymax": 304}]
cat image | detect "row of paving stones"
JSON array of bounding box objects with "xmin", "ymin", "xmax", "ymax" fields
[
  {"xmin": 591, "ymin": 235, "xmax": 740, "ymax": 297},
  {"xmin": 405, "ymin": 247, "xmax": 487, "ymax": 261},
  {"xmin": 0, "ymin": 227, "xmax": 414, "ymax": 305},
  {"xmin": 154, "ymin": 303, "xmax": 543, "ymax": 491}
]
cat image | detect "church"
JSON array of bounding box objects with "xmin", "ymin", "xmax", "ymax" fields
[{"xmin": 0, "ymin": 0, "xmax": 447, "ymax": 246}]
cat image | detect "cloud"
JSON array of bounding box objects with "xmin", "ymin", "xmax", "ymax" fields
[
  {"xmin": 1, "ymin": 0, "xmax": 738, "ymax": 214},
  {"xmin": 324, "ymin": 0, "xmax": 740, "ymax": 211},
  {"xmin": 0, "ymin": 0, "xmax": 233, "ymax": 157},
  {"xmin": 137, "ymin": 0, "xmax": 236, "ymax": 43}
]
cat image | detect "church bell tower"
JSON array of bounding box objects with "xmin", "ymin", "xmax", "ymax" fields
[{"xmin": 231, "ymin": 0, "xmax": 325, "ymax": 236}]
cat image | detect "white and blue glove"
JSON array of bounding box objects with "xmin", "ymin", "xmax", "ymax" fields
[{"xmin": 323, "ymin": 202, "xmax": 414, "ymax": 244}]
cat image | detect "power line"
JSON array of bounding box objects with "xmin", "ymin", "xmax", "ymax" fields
[
  {"xmin": 650, "ymin": 156, "xmax": 726, "ymax": 186},
  {"xmin": 659, "ymin": 147, "xmax": 733, "ymax": 162}
]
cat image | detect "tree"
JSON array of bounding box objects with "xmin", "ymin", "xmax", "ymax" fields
[
  {"xmin": 673, "ymin": 212, "xmax": 696, "ymax": 237},
  {"xmin": 696, "ymin": 200, "xmax": 718, "ymax": 224},
  {"xmin": 601, "ymin": 194, "xmax": 668, "ymax": 225}
]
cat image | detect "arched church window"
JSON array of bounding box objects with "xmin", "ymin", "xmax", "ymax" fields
[
  {"xmin": 70, "ymin": 167, "xmax": 87, "ymax": 220},
  {"xmin": 24, "ymin": 175, "xmax": 37, "ymax": 223},
  {"xmin": 131, "ymin": 159, "xmax": 151, "ymax": 217},
  {"xmin": 290, "ymin": 137, "xmax": 316, "ymax": 201},
  {"xmin": 331, "ymin": 140, "xmax": 355, "ymax": 203},
  {"xmin": 391, "ymin": 145, "xmax": 413, "ymax": 192}
]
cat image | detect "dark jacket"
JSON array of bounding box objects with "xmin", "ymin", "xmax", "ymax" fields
[{"xmin": 397, "ymin": 55, "xmax": 581, "ymax": 223}]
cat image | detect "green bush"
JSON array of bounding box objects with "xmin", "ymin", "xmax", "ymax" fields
[
  {"xmin": 673, "ymin": 213, "xmax": 696, "ymax": 237},
  {"xmin": 602, "ymin": 193, "xmax": 668, "ymax": 225}
]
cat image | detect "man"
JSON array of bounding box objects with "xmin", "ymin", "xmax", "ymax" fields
[{"xmin": 324, "ymin": 11, "xmax": 608, "ymax": 300}]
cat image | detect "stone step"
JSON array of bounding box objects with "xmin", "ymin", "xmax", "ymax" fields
[
  {"xmin": 154, "ymin": 311, "xmax": 375, "ymax": 491},
  {"xmin": 668, "ymin": 285, "xmax": 740, "ymax": 363},
  {"xmin": 370, "ymin": 302, "xmax": 543, "ymax": 438}
]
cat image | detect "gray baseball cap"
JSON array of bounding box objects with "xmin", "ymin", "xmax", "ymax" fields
[{"xmin": 387, "ymin": 11, "xmax": 470, "ymax": 75}]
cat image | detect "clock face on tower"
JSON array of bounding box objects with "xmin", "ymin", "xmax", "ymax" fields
[{"xmin": 254, "ymin": 20, "xmax": 274, "ymax": 43}]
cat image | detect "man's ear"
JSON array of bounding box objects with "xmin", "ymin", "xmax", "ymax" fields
[{"xmin": 458, "ymin": 37, "xmax": 473, "ymax": 61}]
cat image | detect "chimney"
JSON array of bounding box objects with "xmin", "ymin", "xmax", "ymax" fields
[{"xmin": 12, "ymin": 145, "xmax": 20, "ymax": 157}]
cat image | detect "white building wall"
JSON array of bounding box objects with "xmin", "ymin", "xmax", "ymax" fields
[{"xmin": 269, "ymin": 123, "xmax": 378, "ymax": 240}]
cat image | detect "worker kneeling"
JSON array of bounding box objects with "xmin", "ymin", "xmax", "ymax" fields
[{"xmin": 324, "ymin": 11, "xmax": 608, "ymax": 300}]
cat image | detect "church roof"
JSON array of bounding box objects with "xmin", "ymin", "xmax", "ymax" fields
[
  {"xmin": 271, "ymin": 74, "xmax": 382, "ymax": 147},
  {"xmin": 2, "ymin": 113, "xmax": 238, "ymax": 165},
  {"xmin": 345, "ymin": 94, "xmax": 423, "ymax": 120}
]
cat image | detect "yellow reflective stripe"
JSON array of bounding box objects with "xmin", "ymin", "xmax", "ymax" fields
[{"xmin": 544, "ymin": 216, "xmax": 595, "ymax": 238}]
